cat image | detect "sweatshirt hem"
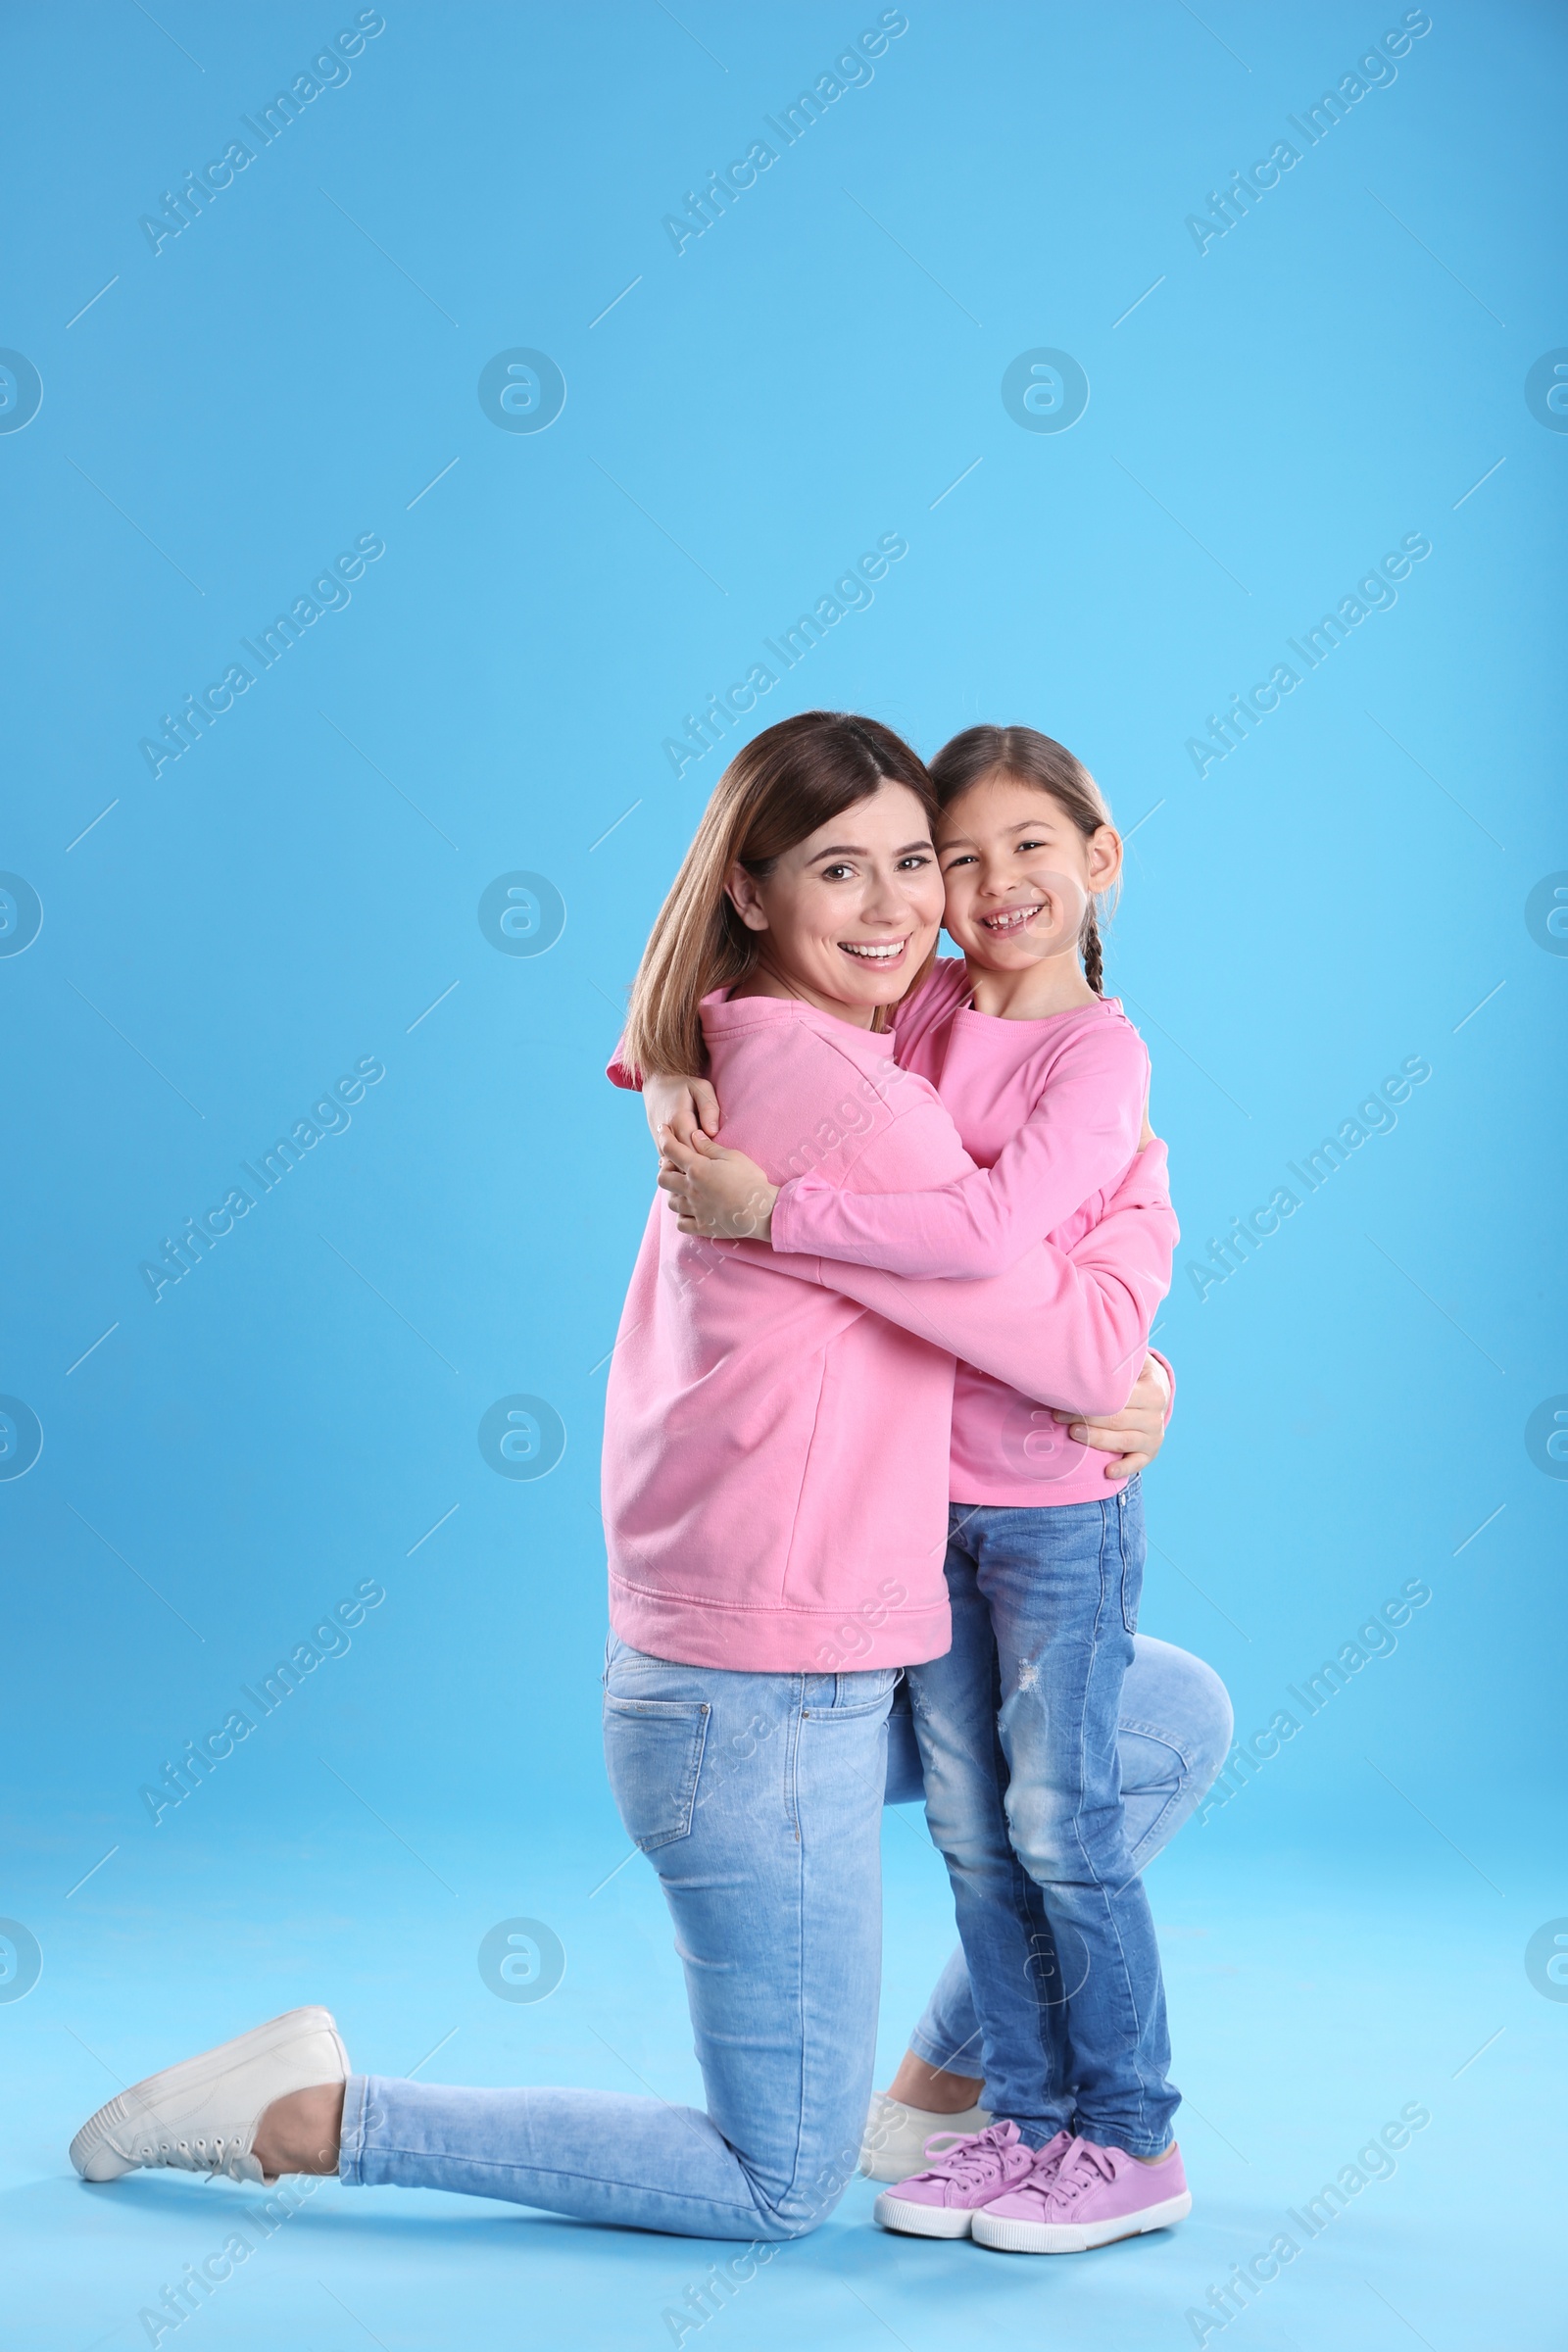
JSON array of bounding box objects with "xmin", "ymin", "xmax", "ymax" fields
[
  {"xmin": 948, "ymin": 1472, "xmax": 1130, "ymax": 1508},
  {"xmin": 609, "ymin": 1578, "xmax": 951, "ymax": 1673}
]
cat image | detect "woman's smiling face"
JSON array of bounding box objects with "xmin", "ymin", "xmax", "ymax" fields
[{"xmin": 725, "ymin": 781, "xmax": 944, "ymax": 1024}]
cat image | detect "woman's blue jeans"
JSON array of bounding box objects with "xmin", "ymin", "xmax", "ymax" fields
[{"xmin": 339, "ymin": 1629, "xmax": 1231, "ymax": 2238}]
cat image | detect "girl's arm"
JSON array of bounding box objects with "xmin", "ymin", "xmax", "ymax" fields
[
  {"xmin": 770, "ymin": 1020, "xmax": 1148, "ymax": 1276},
  {"xmin": 659, "ymin": 1022, "xmax": 1147, "ymax": 1274},
  {"xmin": 714, "ymin": 1136, "xmax": 1178, "ymax": 1418},
  {"xmin": 645, "ymin": 1072, "xmax": 719, "ymax": 1149}
]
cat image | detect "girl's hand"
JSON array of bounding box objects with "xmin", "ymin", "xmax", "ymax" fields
[
  {"xmin": 643, "ymin": 1072, "xmax": 720, "ymax": 1151},
  {"xmin": 1055, "ymin": 1354, "xmax": 1169, "ymax": 1478},
  {"xmin": 658, "ymin": 1131, "xmax": 779, "ymax": 1242}
]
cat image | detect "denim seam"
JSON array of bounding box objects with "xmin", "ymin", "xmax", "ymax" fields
[
  {"xmin": 783, "ymin": 1698, "xmax": 810, "ymax": 2214},
  {"xmin": 1119, "ymin": 1486, "xmax": 1143, "ymax": 1636},
  {"xmin": 1123, "ymin": 1787, "xmax": 1185, "ymax": 1872},
  {"xmin": 358, "ymin": 2144, "xmax": 764, "ymax": 2218},
  {"xmin": 1043, "ymin": 1507, "xmax": 1158, "ymax": 2148},
  {"xmin": 783, "ymin": 1680, "xmax": 802, "ymax": 1836},
  {"xmin": 1114, "ymin": 1715, "xmax": 1194, "ymax": 1765},
  {"xmin": 906, "ymin": 2027, "xmax": 955, "ymax": 2071},
  {"xmin": 1082, "ymin": 1529, "xmax": 1155, "ymax": 2144},
  {"xmin": 338, "ymin": 2073, "xmax": 371, "ymax": 2185}
]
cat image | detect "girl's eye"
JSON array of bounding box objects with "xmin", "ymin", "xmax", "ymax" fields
[
  {"xmin": 942, "ymin": 852, "xmax": 977, "ymax": 869},
  {"xmin": 1017, "ymin": 839, "xmax": 1047, "ymax": 853}
]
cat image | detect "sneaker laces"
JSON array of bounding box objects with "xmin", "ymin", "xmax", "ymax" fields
[
  {"xmin": 1042, "ymin": 2137, "xmax": 1120, "ymax": 2209},
  {"xmin": 910, "ymin": 2120, "xmax": 1021, "ymax": 2190},
  {"xmin": 125, "ymin": 2120, "xmax": 259, "ymax": 2182}
]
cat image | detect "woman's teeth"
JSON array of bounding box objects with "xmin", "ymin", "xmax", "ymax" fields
[
  {"xmin": 981, "ymin": 904, "xmax": 1044, "ymax": 933},
  {"xmin": 840, "ymin": 940, "xmax": 906, "ymax": 960}
]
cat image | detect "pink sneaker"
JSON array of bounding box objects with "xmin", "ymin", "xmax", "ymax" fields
[
  {"xmin": 972, "ymin": 2134, "xmax": 1191, "ymax": 2253},
  {"xmin": 873, "ymin": 2122, "xmax": 1068, "ymax": 2240}
]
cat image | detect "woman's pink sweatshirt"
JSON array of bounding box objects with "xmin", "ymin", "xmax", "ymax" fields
[
  {"xmin": 770, "ymin": 958, "xmax": 1154, "ymax": 1507},
  {"xmin": 603, "ymin": 986, "xmax": 1176, "ymax": 1673}
]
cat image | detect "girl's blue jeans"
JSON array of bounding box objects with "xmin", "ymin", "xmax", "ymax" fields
[{"xmin": 905, "ymin": 1480, "xmax": 1179, "ymax": 2155}]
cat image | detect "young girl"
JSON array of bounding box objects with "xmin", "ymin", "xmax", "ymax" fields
[{"xmin": 660, "ymin": 725, "xmax": 1190, "ymax": 2255}]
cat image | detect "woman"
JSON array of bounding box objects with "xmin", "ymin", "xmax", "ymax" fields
[{"xmin": 68, "ymin": 712, "xmax": 1221, "ymax": 2243}]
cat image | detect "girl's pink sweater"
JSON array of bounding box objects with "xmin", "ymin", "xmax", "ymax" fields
[
  {"xmin": 603, "ymin": 987, "xmax": 1176, "ymax": 1672},
  {"xmin": 770, "ymin": 958, "xmax": 1156, "ymax": 1505}
]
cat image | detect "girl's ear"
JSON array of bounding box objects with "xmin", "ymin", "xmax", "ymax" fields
[
  {"xmin": 1086, "ymin": 824, "xmax": 1123, "ymax": 895},
  {"xmin": 724, "ymin": 861, "xmax": 769, "ymax": 934}
]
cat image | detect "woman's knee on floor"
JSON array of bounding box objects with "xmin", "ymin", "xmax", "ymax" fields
[{"xmin": 759, "ymin": 2144, "xmax": 864, "ymax": 2241}]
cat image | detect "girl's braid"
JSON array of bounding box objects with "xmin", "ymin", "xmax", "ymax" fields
[{"xmin": 1082, "ymin": 903, "xmax": 1104, "ymax": 996}]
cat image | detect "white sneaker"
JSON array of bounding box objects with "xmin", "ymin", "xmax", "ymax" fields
[
  {"xmin": 70, "ymin": 2006, "xmax": 349, "ymax": 2185},
  {"xmin": 859, "ymin": 2088, "xmax": 992, "ymax": 2183}
]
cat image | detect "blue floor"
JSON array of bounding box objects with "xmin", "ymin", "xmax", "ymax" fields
[{"xmin": 8, "ymin": 1813, "xmax": 1563, "ymax": 2350}]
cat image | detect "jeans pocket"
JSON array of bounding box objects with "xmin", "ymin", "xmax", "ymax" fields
[
  {"xmin": 806, "ymin": 1666, "xmax": 901, "ymax": 1719},
  {"xmin": 603, "ymin": 1694, "xmax": 710, "ymax": 1851}
]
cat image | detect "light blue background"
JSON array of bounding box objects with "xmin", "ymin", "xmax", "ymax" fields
[{"xmin": 2, "ymin": 4, "xmax": 1563, "ymax": 2346}]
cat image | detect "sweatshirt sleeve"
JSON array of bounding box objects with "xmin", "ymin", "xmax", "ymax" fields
[
  {"xmin": 607, "ymin": 1040, "xmax": 641, "ymax": 1091},
  {"xmin": 769, "ymin": 1018, "xmax": 1148, "ymax": 1278},
  {"xmin": 748, "ymin": 1140, "xmax": 1178, "ymax": 1418}
]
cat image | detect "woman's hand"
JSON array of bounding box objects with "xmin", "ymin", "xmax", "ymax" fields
[
  {"xmin": 1055, "ymin": 1353, "xmax": 1169, "ymax": 1478},
  {"xmin": 658, "ymin": 1130, "xmax": 779, "ymax": 1242},
  {"xmin": 643, "ymin": 1071, "xmax": 720, "ymax": 1151}
]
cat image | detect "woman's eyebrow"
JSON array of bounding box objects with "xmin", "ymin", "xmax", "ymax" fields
[{"xmin": 808, "ymin": 839, "xmax": 932, "ymax": 861}]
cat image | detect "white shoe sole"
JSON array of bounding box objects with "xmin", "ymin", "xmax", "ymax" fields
[
  {"xmin": 858, "ymin": 2098, "xmax": 992, "ymax": 2184},
  {"xmin": 873, "ymin": 2190, "xmax": 980, "ymax": 2238},
  {"xmin": 973, "ymin": 2188, "xmax": 1193, "ymax": 2253},
  {"xmin": 70, "ymin": 2006, "xmax": 349, "ymax": 2183}
]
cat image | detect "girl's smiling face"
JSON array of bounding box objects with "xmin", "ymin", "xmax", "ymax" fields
[
  {"xmin": 724, "ymin": 780, "xmax": 944, "ymax": 1025},
  {"xmin": 937, "ymin": 771, "xmax": 1121, "ymax": 976}
]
